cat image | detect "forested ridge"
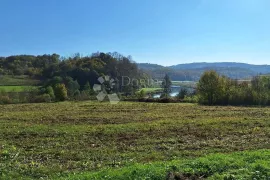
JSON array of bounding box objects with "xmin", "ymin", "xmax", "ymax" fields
[
  {"xmin": 0, "ymin": 52, "xmax": 150, "ymax": 103},
  {"xmin": 138, "ymin": 62, "xmax": 270, "ymax": 81},
  {"xmin": 0, "ymin": 52, "xmax": 147, "ymax": 89}
]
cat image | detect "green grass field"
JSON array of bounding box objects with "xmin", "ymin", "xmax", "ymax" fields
[
  {"xmin": 140, "ymin": 88, "xmax": 162, "ymax": 93},
  {"xmin": 0, "ymin": 75, "xmax": 40, "ymax": 86},
  {"xmin": 1, "ymin": 101, "xmax": 270, "ymax": 179},
  {"xmin": 0, "ymin": 86, "xmax": 38, "ymax": 92}
]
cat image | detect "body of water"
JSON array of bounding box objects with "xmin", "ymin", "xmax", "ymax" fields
[
  {"xmin": 153, "ymin": 92, "xmax": 178, "ymax": 98},
  {"xmin": 152, "ymin": 85, "xmax": 195, "ymax": 98}
]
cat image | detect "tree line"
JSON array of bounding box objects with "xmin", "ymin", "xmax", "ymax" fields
[
  {"xmin": 0, "ymin": 52, "xmax": 149, "ymax": 103},
  {"xmin": 1, "ymin": 52, "xmax": 270, "ymax": 106},
  {"xmin": 197, "ymin": 70, "xmax": 270, "ymax": 105},
  {"xmin": 139, "ymin": 71, "xmax": 270, "ymax": 106}
]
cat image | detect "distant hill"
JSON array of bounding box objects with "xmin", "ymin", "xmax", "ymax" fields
[
  {"xmin": 170, "ymin": 62, "xmax": 270, "ymax": 73},
  {"xmin": 138, "ymin": 62, "xmax": 270, "ymax": 81},
  {"xmin": 137, "ymin": 63, "xmax": 164, "ymax": 70}
]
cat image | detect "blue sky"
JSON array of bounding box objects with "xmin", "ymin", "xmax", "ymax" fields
[{"xmin": 1, "ymin": 0, "xmax": 270, "ymax": 66}]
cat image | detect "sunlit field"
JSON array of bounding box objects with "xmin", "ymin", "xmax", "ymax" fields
[
  {"xmin": 0, "ymin": 86, "xmax": 38, "ymax": 92},
  {"xmin": 1, "ymin": 101, "xmax": 269, "ymax": 179},
  {"xmin": 0, "ymin": 75, "xmax": 40, "ymax": 86}
]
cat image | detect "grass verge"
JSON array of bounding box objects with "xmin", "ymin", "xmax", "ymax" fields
[
  {"xmin": 62, "ymin": 149, "xmax": 270, "ymax": 180},
  {"xmin": 0, "ymin": 86, "xmax": 38, "ymax": 92}
]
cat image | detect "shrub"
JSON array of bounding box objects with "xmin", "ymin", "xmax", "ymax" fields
[
  {"xmin": 9, "ymin": 92, "xmax": 20, "ymax": 104},
  {"xmin": 183, "ymin": 95, "xmax": 199, "ymax": 103},
  {"xmin": 19, "ymin": 92, "xmax": 28, "ymax": 103},
  {"xmin": 67, "ymin": 79, "xmax": 80, "ymax": 97},
  {"xmin": 80, "ymin": 90, "xmax": 91, "ymax": 100},
  {"xmin": 136, "ymin": 89, "xmax": 146, "ymax": 99},
  {"xmin": 73, "ymin": 90, "xmax": 81, "ymax": 100},
  {"xmin": 159, "ymin": 98, "xmax": 171, "ymax": 103},
  {"xmin": 0, "ymin": 96, "xmax": 11, "ymax": 104},
  {"xmin": 54, "ymin": 83, "xmax": 68, "ymax": 101},
  {"xmin": 83, "ymin": 81, "xmax": 94, "ymax": 96},
  {"xmin": 46, "ymin": 86, "xmax": 55, "ymax": 100},
  {"xmin": 42, "ymin": 94, "xmax": 52, "ymax": 102},
  {"xmin": 33, "ymin": 94, "xmax": 51, "ymax": 103},
  {"xmin": 0, "ymin": 89, "xmax": 7, "ymax": 96}
]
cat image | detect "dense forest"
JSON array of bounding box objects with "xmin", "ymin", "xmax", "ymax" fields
[{"xmin": 0, "ymin": 52, "xmax": 147, "ymax": 87}]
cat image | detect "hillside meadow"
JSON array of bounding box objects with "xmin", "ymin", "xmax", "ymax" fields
[
  {"xmin": 1, "ymin": 101, "xmax": 270, "ymax": 179},
  {"xmin": 0, "ymin": 75, "xmax": 40, "ymax": 86},
  {"xmin": 0, "ymin": 86, "xmax": 38, "ymax": 92}
]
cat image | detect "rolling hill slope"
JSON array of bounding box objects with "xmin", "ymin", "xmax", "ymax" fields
[{"xmin": 138, "ymin": 62, "xmax": 270, "ymax": 81}]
